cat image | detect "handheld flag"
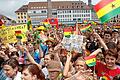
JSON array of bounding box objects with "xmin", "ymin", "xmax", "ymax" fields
[
  {"xmin": 15, "ymin": 30, "xmax": 22, "ymax": 39},
  {"xmin": 63, "ymin": 28, "xmax": 72, "ymax": 38},
  {"xmin": 80, "ymin": 24, "xmax": 93, "ymax": 32},
  {"xmin": 84, "ymin": 55, "xmax": 96, "ymax": 67},
  {"xmin": 43, "ymin": 22, "xmax": 51, "ymax": 30},
  {"xmin": 94, "ymin": 0, "xmax": 120, "ymax": 23}
]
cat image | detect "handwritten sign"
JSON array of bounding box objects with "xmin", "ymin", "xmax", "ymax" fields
[
  {"xmin": 62, "ymin": 35, "xmax": 83, "ymax": 53},
  {"xmin": 0, "ymin": 24, "xmax": 28, "ymax": 43}
]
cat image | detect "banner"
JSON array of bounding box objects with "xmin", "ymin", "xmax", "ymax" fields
[
  {"xmin": 62, "ymin": 35, "xmax": 83, "ymax": 53},
  {"xmin": 0, "ymin": 24, "xmax": 28, "ymax": 43}
]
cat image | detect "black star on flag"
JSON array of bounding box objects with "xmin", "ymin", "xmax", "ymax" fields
[{"xmin": 112, "ymin": 4, "xmax": 115, "ymax": 8}]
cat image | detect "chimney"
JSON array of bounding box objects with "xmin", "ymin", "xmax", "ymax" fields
[
  {"xmin": 88, "ymin": 0, "xmax": 92, "ymax": 6},
  {"xmin": 47, "ymin": 0, "xmax": 52, "ymax": 18}
]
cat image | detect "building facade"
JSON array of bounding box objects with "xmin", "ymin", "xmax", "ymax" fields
[
  {"xmin": 27, "ymin": 1, "xmax": 93, "ymax": 26},
  {"xmin": 15, "ymin": 1, "xmax": 100, "ymax": 26},
  {"xmin": 15, "ymin": 5, "xmax": 28, "ymax": 24}
]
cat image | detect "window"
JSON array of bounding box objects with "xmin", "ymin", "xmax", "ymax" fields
[
  {"xmin": 52, "ymin": 13, "xmax": 57, "ymax": 15},
  {"xmin": 25, "ymin": 20, "xmax": 26, "ymax": 22},
  {"xmin": 21, "ymin": 13, "xmax": 23, "ymax": 15},
  {"xmin": 72, "ymin": 6, "xmax": 74, "ymax": 8},
  {"xmin": 22, "ymin": 20, "xmax": 23, "ymax": 23},
  {"xmin": 41, "ymin": 10, "xmax": 46, "ymax": 13},
  {"xmin": 24, "ymin": 13, "xmax": 26, "ymax": 15},
  {"xmin": 18, "ymin": 16, "xmax": 20, "ymax": 19},
  {"xmin": 24, "ymin": 16, "xmax": 26, "ymax": 18},
  {"xmin": 69, "ymin": 10, "xmax": 71, "ymax": 13},
  {"xmin": 73, "ymin": 18, "xmax": 76, "ymax": 21},
  {"xmin": 18, "ymin": 20, "xmax": 20, "ymax": 23},
  {"xmin": 33, "ymin": 11, "xmax": 36, "ymax": 13},
  {"xmin": 21, "ymin": 16, "xmax": 23, "ymax": 19},
  {"xmin": 17, "ymin": 13, "xmax": 19, "ymax": 15},
  {"xmin": 67, "ymin": 6, "xmax": 69, "ymax": 8}
]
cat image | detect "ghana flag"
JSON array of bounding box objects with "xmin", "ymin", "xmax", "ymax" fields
[
  {"xmin": 94, "ymin": 0, "xmax": 120, "ymax": 23},
  {"xmin": 84, "ymin": 55, "xmax": 96, "ymax": 67},
  {"xmin": 80, "ymin": 24, "xmax": 92, "ymax": 32},
  {"xmin": 63, "ymin": 28, "xmax": 72, "ymax": 38},
  {"xmin": 15, "ymin": 30, "xmax": 22, "ymax": 39}
]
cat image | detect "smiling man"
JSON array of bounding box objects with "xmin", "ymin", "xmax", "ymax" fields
[{"xmin": 95, "ymin": 50, "xmax": 120, "ymax": 80}]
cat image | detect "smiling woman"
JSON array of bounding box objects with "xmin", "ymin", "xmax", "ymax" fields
[{"xmin": 3, "ymin": 58, "xmax": 22, "ymax": 80}]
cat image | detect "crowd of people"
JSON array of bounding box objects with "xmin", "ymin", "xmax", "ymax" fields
[{"xmin": 0, "ymin": 24, "xmax": 120, "ymax": 80}]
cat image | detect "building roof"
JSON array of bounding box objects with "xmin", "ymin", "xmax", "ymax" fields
[
  {"xmin": 0, "ymin": 14, "xmax": 12, "ymax": 20},
  {"xmin": 15, "ymin": 5, "xmax": 28, "ymax": 13},
  {"xmin": 28, "ymin": 1, "xmax": 91, "ymax": 10}
]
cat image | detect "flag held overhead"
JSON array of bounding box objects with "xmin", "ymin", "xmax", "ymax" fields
[{"xmin": 94, "ymin": 0, "xmax": 120, "ymax": 23}]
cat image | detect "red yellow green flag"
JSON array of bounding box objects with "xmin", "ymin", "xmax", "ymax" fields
[
  {"xmin": 80, "ymin": 24, "xmax": 92, "ymax": 32},
  {"xmin": 63, "ymin": 28, "xmax": 72, "ymax": 38},
  {"xmin": 101, "ymin": 74, "xmax": 111, "ymax": 80},
  {"xmin": 94, "ymin": 0, "xmax": 120, "ymax": 23},
  {"xmin": 84, "ymin": 55, "xmax": 96, "ymax": 67},
  {"xmin": 15, "ymin": 30, "xmax": 22, "ymax": 39}
]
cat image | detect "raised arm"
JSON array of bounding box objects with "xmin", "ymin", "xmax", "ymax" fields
[
  {"xmin": 19, "ymin": 45, "xmax": 42, "ymax": 69},
  {"xmin": 93, "ymin": 32, "xmax": 108, "ymax": 50},
  {"xmin": 63, "ymin": 52, "xmax": 72, "ymax": 78}
]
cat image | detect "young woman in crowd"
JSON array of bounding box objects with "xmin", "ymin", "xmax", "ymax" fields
[
  {"xmin": 3, "ymin": 58, "xmax": 22, "ymax": 80},
  {"xmin": 22, "ymin": 63, "xmax": 45, "ymax": 80}
]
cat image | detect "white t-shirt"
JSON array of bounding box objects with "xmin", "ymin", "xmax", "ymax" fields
[{"xmin": 6, "ymin": 72, "xmax": 22, "ymax": 80}]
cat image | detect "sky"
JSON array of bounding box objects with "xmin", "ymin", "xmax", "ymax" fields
[{"xmin": 0, "ymin": 0, "xmax": 101, "ymax": 20}]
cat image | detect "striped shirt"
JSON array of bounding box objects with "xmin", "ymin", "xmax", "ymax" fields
[{"xmin": 0, "ymin": 69, "xmax": 7, "ymax": 80}]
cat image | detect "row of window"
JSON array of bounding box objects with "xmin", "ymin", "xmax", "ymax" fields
[
  {"xmin": 73, "ymin": 18, "xmax": 91, "ymax": 21},
  {"xmin": 31, "ymin": 7, "xmax": 47, "ymax": 9},
  {"xmin": 18, "ymin": 16, "xmax": 27, "ymax": 19},
  {"xmin": 58, "ymin": 18, "xmax": 91, "ymax": 22},
  {"xmin": 58, "ymin": 15, "xmax": 71, "ymax": 18},
  {"xmin": 17, "ymin": 13, "xmax": 27, "ymax": 15},
  {"xmin": 18, "ymin": 20, "xmax": 27, "ymax": 23},
  {"xmin": 30, "ymin": 16, "xmax": 47, "ymax": 18},
  {"xmin": 33, "ymin": 10, "xmax": 47, "ymax": 14},
  {"xmin": 73, "ymin": 10, "xmax": 90, "ymax": 13},
  {"xmin": 57, "ymin": 14, "xmax": 90, "ymax": 18},
  {"xmin": 73, "ymin": 14, "xmax": 90, "ymax": 17},
  {"xmin": 57, "ymin": 10, "xmax": 90, "ymax": 14}
]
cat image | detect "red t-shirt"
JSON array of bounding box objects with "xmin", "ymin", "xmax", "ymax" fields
[{"xmin": 95, "ymin": 61, "xmax": 120, "ymax": 79}]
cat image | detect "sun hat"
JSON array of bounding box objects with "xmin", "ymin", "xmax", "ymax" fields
[{"xmin": 47, "ymin": 60, "xmax": 61, "ymax": 72}]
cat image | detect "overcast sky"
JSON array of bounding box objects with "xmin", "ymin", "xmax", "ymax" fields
[{"xmin": 0, "ymin": 0, "xmax": 100, "ymax": 20}]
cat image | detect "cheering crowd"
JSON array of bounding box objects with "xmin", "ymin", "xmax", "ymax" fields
[{"xmin": 0, "ymin": 25, "xmax": 120, "ymax": 80}]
